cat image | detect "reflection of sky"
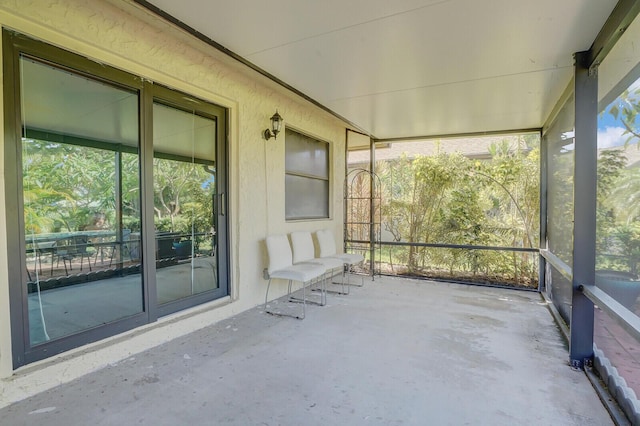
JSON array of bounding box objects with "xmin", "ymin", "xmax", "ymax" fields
[
  {"xmin": 598, "ymin": 78, "xmax": 640, "ymax": 149},
  {"xmin": 201, "ymin": 176, "xmax": 214, "ymax": 189}
]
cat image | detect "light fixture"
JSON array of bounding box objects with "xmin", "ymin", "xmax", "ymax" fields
[{"xmin": 263, "ymin": 110, "xmax": 283, "ymax": 140}]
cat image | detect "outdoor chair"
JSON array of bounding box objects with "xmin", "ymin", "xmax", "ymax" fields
[
  {"xmin": 290, "ymin": 230, "xmax": 346, "ymax": 297},
  {"xmin": 93, "ymin": 238, "xmax": 115, "ymax": 267},
  {"xmin": 34, "ymin": 240, "xmax": 56, "ymax": 276},
  {"xmin": 172, "ymin": 240, "xmax": 192, "ymax": 259},
  {"xmin": 55, "ymin": 235, "xmax": 93, "ymax": 275},
  {"xmin": 316, "ymin": 229, "xmax": 365, "ymax": 288},
  {"xmin": 76, "ymin": 235, "xmax": 95, "ymax": 271},
  {"xmin": 121, "ymin": 229, "xmax": 132, "ymax": 261},
  {"xmin": 264, "ymin": 234, "xmax": 325, "ymax": 320},
  {"xmin": 93, "ymin": 229, "xmax": 133, "ymax": 267}
]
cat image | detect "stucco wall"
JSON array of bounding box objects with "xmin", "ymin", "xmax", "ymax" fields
[{"xmin": 0, "ymin": 0, "xmax": 347, "ymax": 402}]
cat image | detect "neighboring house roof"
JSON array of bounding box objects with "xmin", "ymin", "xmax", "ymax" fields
[
  {"xmin": 348, "ymin": 134, "xmax": 530, "ymax": 166},
  {"xmin": 349, "ymin": 134, "xmax": 640, "ymax": 171}
]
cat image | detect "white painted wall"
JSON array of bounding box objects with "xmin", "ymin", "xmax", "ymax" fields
[{"xmin": 0, "ymin": 0, "xmax": 347, "ymax": 403}]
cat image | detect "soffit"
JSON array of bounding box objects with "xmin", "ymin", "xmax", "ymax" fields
[{"xmin": 144, "ymin": 0, "xmax": 618, "ymax": 140}]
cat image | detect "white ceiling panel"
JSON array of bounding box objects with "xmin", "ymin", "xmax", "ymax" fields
[
  {"xmin": 145, "ymin": 0, "xmax": 618, "ymax": 139},
  {"xmin": 146, "ymin": 0, "xmax": 446, "ymax": 56},
  {"xmin": 330, "ymin": 67, "xmax": 573, "ymax": 138}
]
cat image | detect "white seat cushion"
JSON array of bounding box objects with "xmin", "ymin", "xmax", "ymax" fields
[
  {"xmin": 269, "ymin": 262, "xmax": 326, "ymax": 283},
  {"xmin": 331, "ymin": 252, "xmax": 364, "ymax": 265},
  {"xmin": 316, "ymin": 229, "xmax": 364, "ymax": 265},
  {"xmin": 308, "ymin": 256, "xmax": 344, "ymax": 270}
]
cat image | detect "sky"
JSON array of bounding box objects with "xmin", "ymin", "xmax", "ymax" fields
[
  {"xmin": 597, "ymin": 78, "xmax": 640, "ymax": 149},
  {"xmin": 598, "ymin": 115, "xmax": 626, "ymax": 149}
]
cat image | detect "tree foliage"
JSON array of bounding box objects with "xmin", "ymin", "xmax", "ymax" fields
[
  {"xmin": 606, "ymin": 84, "xmax": 640, "ymax": 146},
  {"xmin": 596, "ymin": 81, "xmax": 640, "ymax": 274},
  {"xmin": 375, "ymin": 136, "xmax": 540, "ymax": 280}
]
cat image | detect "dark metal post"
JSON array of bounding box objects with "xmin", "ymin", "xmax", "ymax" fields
[
  {"xmin": 141, "ymin": 81, "xmax": 157, "ymax": 321},
  {"xmin": 570, "ymin": 51, "xmax": 597, "ymax": 368},
  {"xmin": 3, "ymin": 31, "xmax": 27, "ymax": 368},
  {"xmin": 344, "ymin": 129, "xmax": 349, "ymax": 255},
  {"xmin": 115, "ymin": 151, "xmax": 124, "ymax": 269},
  {"xmin": 369, "ymin": 136, "xmax": 375, "ymax": 277}
]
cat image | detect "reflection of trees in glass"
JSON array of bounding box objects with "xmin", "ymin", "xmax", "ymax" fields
[
  {"xmin": 153, "ymin": 158, "xmax": 214, "ymax": 236},
  {"xmin": 22, "ymin": 140, "xmax": 214, "ymax": 241},
  {"xmin": 23, "ymin": 140, "xmax": 120, "ymax": 233}
]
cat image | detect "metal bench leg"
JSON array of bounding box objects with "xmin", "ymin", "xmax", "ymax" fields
[
  {"xmin": 290, "ymin": 277, "xmax": 324, "ymax": 306},
  {"xmin": 265, "ymin": 279, "xmax": 306, "ymax": 320}
]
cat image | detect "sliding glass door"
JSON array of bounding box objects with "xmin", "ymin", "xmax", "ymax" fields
[
  {"xmin": 20, "ymin": 56, "xmax": 144, "ymax": 346},
  {"xmin": 4, "ymin": 30, "xmax": 228, "ymax": 367},
  {"xmin": 152, "ymin": 91, "xmax": 226, "ymax": 310}
]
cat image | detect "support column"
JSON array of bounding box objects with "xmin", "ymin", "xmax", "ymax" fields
[
  {"xmin": 569, "ymin": 51, "xmax": 597, "ymax": 368},
  {"xmin": 369, "ymin": 137, "xmax": 375, "ymax": 277}
]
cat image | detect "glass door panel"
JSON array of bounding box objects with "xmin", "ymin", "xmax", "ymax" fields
[
  {"xmin": 152, "ymin": 102, "xmax": 218, "ymax": 305},
  {"xmin": 20, "ymin": 57, "xmax": 143, "ymax": 346}
]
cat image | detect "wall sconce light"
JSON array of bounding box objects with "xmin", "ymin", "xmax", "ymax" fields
[{"xmin": 263, "ymin": 110, "xmax": 283, "ymax": 140}]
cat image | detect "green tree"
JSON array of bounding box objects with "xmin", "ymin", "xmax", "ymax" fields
[
  {"xmin": 596, "ymin": 149, "xmax": 627, "ymax": 261},
  {"xmin": 380, "ymin": 153, "xmax": 463, "ymax": 271},
  {"xmin": 606, "ymin": 167, "xmax": 640, "ymax": 224},
  {"xmin": 481, "ymin": 138, "xmax": 539, "ymax": 249},
  {"xmin": 596, "ymin": 84, "xmax": 640, "ymax": 272},
  {"xmin": 376, "ymin": 135, "xmax": 540, "ymax": 283},
  {"xmin": 606, "ymin": 86, "xmax": 640, "ymax": 146}
]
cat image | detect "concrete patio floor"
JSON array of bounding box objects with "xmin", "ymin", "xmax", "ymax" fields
[{"xmin": 0, "ymin": 276, "xmax": 614, "ymax": 425}]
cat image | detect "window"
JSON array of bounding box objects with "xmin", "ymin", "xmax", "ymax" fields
[{"xmin": 285, "ymin": 129, "xmax": 329, "ymax": 220}]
